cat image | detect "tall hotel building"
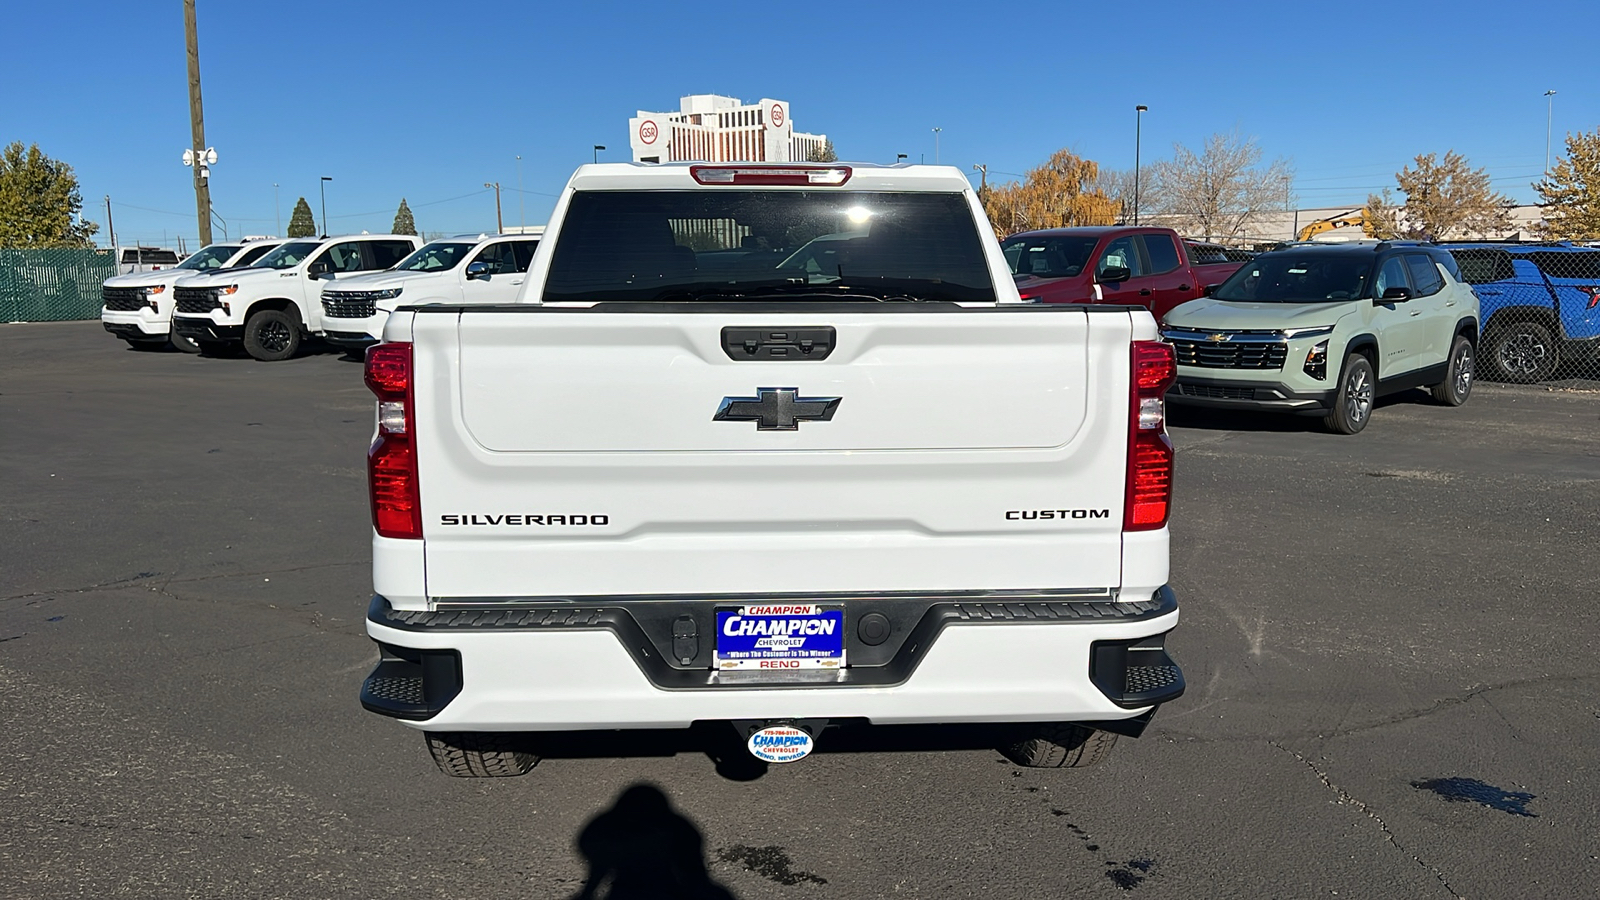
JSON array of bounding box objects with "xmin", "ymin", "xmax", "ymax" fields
[{"xmin": 629, "ymin": 95, "xmax": 828, "ymax": 164}]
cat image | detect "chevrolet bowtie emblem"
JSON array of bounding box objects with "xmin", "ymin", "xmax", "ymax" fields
[
  {"xmin": 714, "ymin": 387, "xmax": 841, "ymax": 431},
  {"xmin": 1206, "ymin": 332, "xmax": 1231, "ymax": 342}
]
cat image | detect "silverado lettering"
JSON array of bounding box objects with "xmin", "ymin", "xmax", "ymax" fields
[{"xmin": 439, "ymin": 514, "xmax": 609, "ymax": 526}]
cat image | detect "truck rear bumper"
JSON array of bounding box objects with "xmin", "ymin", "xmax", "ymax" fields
[{"xmin": 361, "ymin": 588, "xmax": 1183, "ymax": 730}]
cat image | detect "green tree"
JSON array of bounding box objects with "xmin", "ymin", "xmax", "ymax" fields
[
  {"xmin": 391, "ymin": 198, "xmax": 417, "ymax": 235},
  {"xmin": 0, "ymin": 142, "xmax": 99, "ymax": 248},
  {"xmin": 805, "ymin": 139, "xmax": 838, "ymax": 163},
  {"xmin": 1535, "ymin": 128, "xmax": 1600, "ymax": 240},
  {"xmin": 286, "ymin": 197, "xmax": 316, "ymax": 238},
  {"xmin": 1363, "ymin": 151, "xmax": 1512, "ymax": 240}
]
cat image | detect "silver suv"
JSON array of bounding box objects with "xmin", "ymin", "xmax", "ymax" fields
[{"xmin": 1162, "ymin": 241, "xmax": 1479, "ymax": 434}]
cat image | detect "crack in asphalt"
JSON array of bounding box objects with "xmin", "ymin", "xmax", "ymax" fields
[
  {"xmin": 1, "ymin": 561, "xmax": 363, "ymax": 606},
  {"xmin": 1160, "ymin": 670, "xmax": 1600, "ymax": 744},
  {"xmin": 1270, "ymin": 741, "xmax": 1461, "ymax": 899}
]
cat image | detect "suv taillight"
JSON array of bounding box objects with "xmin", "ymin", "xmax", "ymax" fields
[
  {"xmin": 365, "ymin": 343, "xmax": 421, "ymax": 539},
  {"xmin": 1125, "ymin": 341, "xmax": 1176, "ymax": 531}
]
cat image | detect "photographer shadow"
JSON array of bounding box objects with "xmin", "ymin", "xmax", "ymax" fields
[{"xmin": 571, "ymin": 783, "xmax": 738, "ymax": 900}]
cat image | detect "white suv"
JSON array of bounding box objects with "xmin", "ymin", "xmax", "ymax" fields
[
  {"xmin": 320, "ymin": 231, "xmax": 542, "ymax": 350},
  {"xmin": 170, "ymin": 233, "xmax": 420, "ymax": 361},
  {"xmin": 100, "ymin": 239, "xmax": 284, "ymax": 352}
]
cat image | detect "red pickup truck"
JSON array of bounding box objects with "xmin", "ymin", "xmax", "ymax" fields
[{"xmin": 1001, "ymin": 226, "xmax": 1247, "ymax": 321}]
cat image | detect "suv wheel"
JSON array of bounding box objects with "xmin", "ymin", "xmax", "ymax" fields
[
  {"xmin": 425, "ymin": 731, "xmax": 539, "ymax": 777},
  {"xmin": 1485, "ymin": 320, "xmax": 1559, "ymax": 383},
  {"xmin": 1001, "ymin": 723, "xmax": 1118, "ymax": 768},
  {"xmin": 1323, "ymin": 354, "xmax": 1375, "ymax": 435},
  {"xmin": 243, "ymin": 308, "xmax": 301, "ymax": 362},
  {"xmin": 1429, "ymin": 336, "xmax": 1475, "ymax": 406}
]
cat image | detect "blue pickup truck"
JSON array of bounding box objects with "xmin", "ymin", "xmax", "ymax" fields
[{"xmin": 1444, "ymin": 243, "xmax": 1600, "ymax": 382}]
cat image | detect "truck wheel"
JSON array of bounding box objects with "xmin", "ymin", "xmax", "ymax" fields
[
  {"xmin": 243, "ymin": 309, "xmax": 301, "ymax": 362},
  {"xmin": 425, "ymin": 731, "xmax": 539, "ymax": 777},
  {"xmin": 169, "ymin": 329, "xmax": 202, "ymax": 354},
  {"xmin": 1484, "ymin": 320, "xmax": 1558, "ymax": 384},
  {"xmin": 1323, "ymin": 354, "xmax": 1375, "ymax": 435},
  {"xmin": 1428, "ymin": 336, "xmax": 1475, "ymax": 406},
  {"xmin": 1001, "ymin": 723, "xmax": 1118, "ymax": 768}
]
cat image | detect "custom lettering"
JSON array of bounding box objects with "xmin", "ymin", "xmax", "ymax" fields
[{"xmin": 1004, "ymin": 509, "xmax": 1113, "ymax": 522}]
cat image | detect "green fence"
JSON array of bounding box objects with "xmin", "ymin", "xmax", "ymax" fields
[{"xmin": 0, "ymin": 248, "xmax": 117, "ymax": 323}]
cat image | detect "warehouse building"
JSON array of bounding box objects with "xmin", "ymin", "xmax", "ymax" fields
[{"xmin": 628, "ymin": 95, "xmax": 828, "ymax": 164}]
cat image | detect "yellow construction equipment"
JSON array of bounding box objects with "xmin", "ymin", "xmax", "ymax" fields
[{"xmin": 1297, "ymin": 211, "xmax": 1372, "ymax": 242}]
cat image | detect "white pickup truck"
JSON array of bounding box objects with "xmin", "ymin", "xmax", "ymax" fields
[
  {"xmin": 170, "ymin": 233, "xmax": 420, "ymax": 360},
  {"xmin": 319, "ymin": 231, "xmax": 543, "ymax": 350},
  {"xmin": 100, "ymin": 239, "xmax": 283, "ymax": 352},
  {"xmin": 358, "ymin": 163, "xmax": 1184, "ymax": 776}
]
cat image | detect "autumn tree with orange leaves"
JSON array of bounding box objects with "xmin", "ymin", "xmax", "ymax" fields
[{"xmin": 980, "ymin": 149, "xmax": 1119, "ymax": 237}]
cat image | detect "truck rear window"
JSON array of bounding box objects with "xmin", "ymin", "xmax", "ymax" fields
[{"xmin": 542, "ymin": 191, "xmax": 996, "ymax": 303}]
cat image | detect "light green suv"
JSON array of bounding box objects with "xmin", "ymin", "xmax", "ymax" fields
[{"xmin": 1162, "ymin": 241, "xmax": 1479, "ymax": 434}]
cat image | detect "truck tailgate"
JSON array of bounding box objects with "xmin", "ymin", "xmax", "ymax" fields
[{"xmin": 412, "ymin": 307, "xmax": 1134, "ymax": 600}]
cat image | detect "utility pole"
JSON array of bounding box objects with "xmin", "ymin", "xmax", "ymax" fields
[
  {"xmin": 273, "ymin": 183, "xmax": 280, "ymax": 235},
  {"xmin": 104, "ymin": 196, "xmax": 117, "ymax": 250},
  {"xmin": 183, "ymin": 0, "xmax": 213, "ymax": 246},
  {"xmin": 484, "ymin": 182, "xmax": 503, "ymax": 232},
  {"xmin": 932, "ymin": 127, "xmax": 942, "ymax": 164}
]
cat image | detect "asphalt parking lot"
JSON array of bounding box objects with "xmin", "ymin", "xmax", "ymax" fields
[{"xmin": 3, "ymin": 320, "xmax": 1598, "ymax": 899}]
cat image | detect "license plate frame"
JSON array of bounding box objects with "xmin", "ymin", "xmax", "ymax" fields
[{"xmin": 714, "ymin": 604, "xmax": 846, "ymax": 672}]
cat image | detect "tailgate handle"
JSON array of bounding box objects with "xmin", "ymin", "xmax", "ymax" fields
[{"xmin": 722, "ymin": 326, "xmax": 836, "ymax": 361}]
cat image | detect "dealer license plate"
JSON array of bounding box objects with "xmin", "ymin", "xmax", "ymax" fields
[{"xmin": 714, "ymin": 605, "xmax": 845, "ymax": 671}]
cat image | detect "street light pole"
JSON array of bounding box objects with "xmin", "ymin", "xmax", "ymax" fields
[
  {"xmin": 896, "ymin": 153, "xmax": 907, "ymax": 165},
  {"xmin": 932, "ymin": 127, "xmax": 942, "ymax": 164},
  {"xmin": 104, "ymin": 196, "xmax": 116, "ymax": 250},
  {"xmin": 515, "ymin": 155, "xmax": 525, "ymax": 229},
  {"xmin": 273, "ymin": 183, "xmax": 280, "ymax": 236},
  {"xmin": 1544, "ymin": 89, "xmax": 1558, "ymax": 173},
  {"xmin": 319, "ymin": 176, "xmax": 332, "ymax": 236},
  {"xmin": 1133, "ymin": 105, "xmax": 1148, "ymax": 226},
  {"xmin": 593, "ymin": 145, "xmax": 605, "ymax": 164},
  {"xmin": 484, "ymin": 182, "xmax": 503, "ymax": 233}
]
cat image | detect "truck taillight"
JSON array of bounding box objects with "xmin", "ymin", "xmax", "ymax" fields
[
  {"xmin": 1125, "ymin": 341, "xmax": 1176, "ymax": 531},
  {"xmin": 365, "ymin": 343, "xmax": 421, "ymax": 540}
]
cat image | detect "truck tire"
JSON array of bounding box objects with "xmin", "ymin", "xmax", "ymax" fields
[
  {"xmin": 169, "ymin": 329, "xmax": 202, "ymax": 354},
  {"xmin": 1001, "ymin": 723, "xmax": 1118, "ymax": 768},
  {"xmin": 1484, "ymin": 320, "xmax": 1558, "ymax": 384},
  {"xmin": 1323, "ymin": 354, "xmax": 1375, "ymax": 435},
  {"xmin": 243, "ymin": 308, "xmax": 302, "ymax": 362},
  {"xmin": 1428, "ymin": 336, "xmax": 1475, "ymax": 406},
  {"xmin": 425, "ymin": 731, "xmax": 539, "ymax": 777}
]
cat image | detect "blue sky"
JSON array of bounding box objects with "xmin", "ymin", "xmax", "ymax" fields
[{"xmin": 5, "ymin": 0, "xmax": 1597, "ymax": 248}]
